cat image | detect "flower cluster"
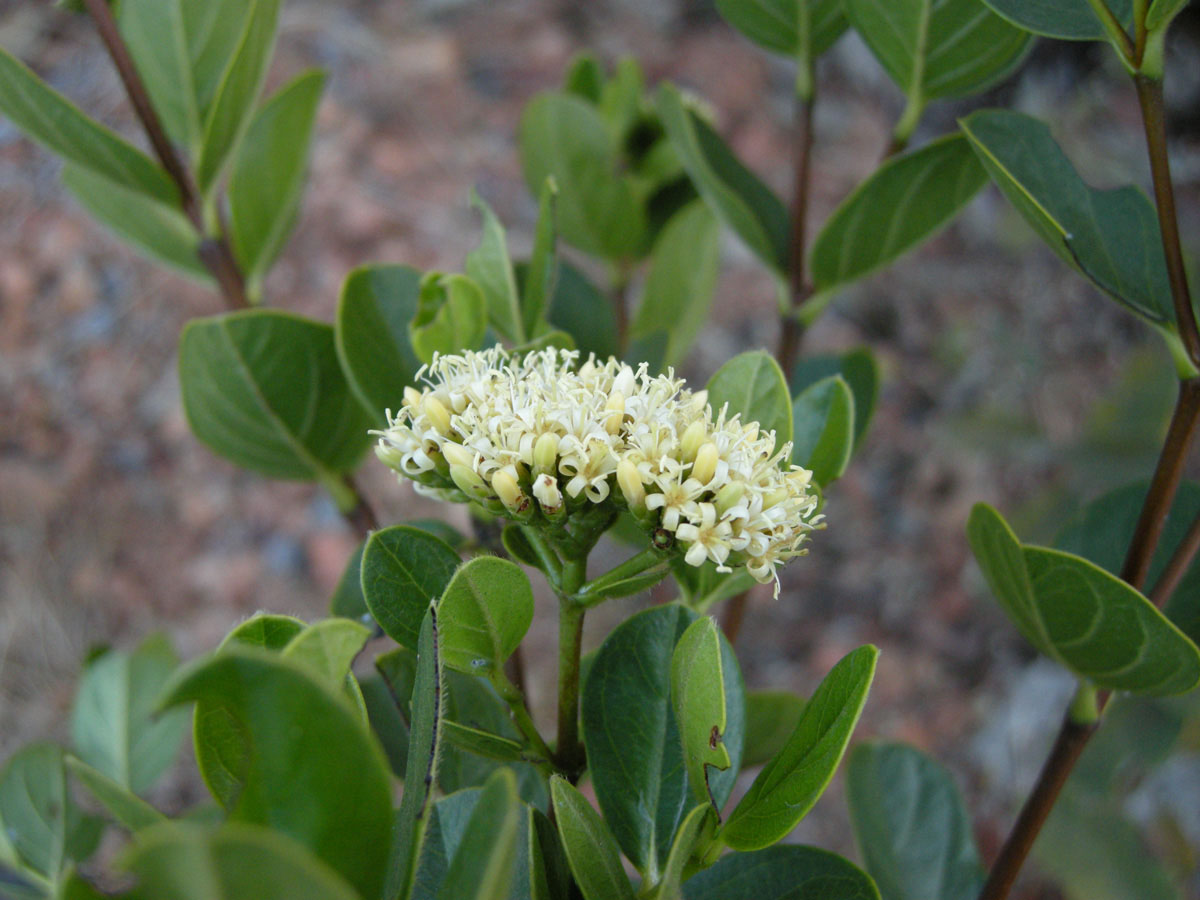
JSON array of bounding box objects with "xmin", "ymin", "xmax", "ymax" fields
[{"xmin": 374, "ymin": 346, "xmax": 821, "ymax": 594}]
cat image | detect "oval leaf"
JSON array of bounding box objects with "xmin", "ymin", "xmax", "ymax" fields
[
  {"xmin": 549, "ymin": 777, "xmax": 637, "ymax": 900},
  {"xmin": 719, "ymin": 644, "xmax": 878, "ymax": 851},
  {"xmin": 65, "ymin": 757, "xmax": 165, "ymax": 834},
  {"xmin": 179, "ymin": 310, "xmax": 374, "ymax": 481},
  {"xmin": 280, "ymin": 618, "xmax": 370, "ymax": 685},
  {"xmin": 967, "ymin": 503, "xmax": 1200, "ymax": 695},
  {"xmin": 410, "ymin": 273, "xmax": 488, "ymax": 364},
  {"xmin": 707, "ymin": 351, "xmax": 792, "ymax": 450},
  {"xmin": 436, "ymin": 770, "xmax": 521, "ymax": 900},
  {"xmin": 742, "ymin": 690, "xmax": 806, "ymax": 768},
  {"xmin": 670, "ymin": 618, "xmax": 730, "ymax": 808},
  {"xmin": 716, "ymin": 0, "xmax": 849, "ymax": 58},
  {"xmin": 465, "ymin": 191, "xmax": 523, "ymax": 343},
  {"xmin": 437, "ymin": 557, "xmax": 534, "ymax": 675},
  {"xmin": 361, "ymin": 525, "xmax": 462, "ymax": 650},
  {"xmin": 0, "ymin": 743, "xmax": 68, "ymax": 880},
  {"xmin": 790, "ymin": 347, "xmax": 879, "ymax": 450},
  {"xmin": 981, "ymin": 0, "xmax": 1132, "ymax": 40},
  {"xmin": 683, "ymin": 845, "xmax": 880, "ymax": 900},
  {"xmin": 544, "ymin": 261, "xmax": 619, "ymax": 361},
  {"xmin": 811, "ymin": 134, "xmax": 987, "ymax": 291},
  {"xmin": 846, "ymin": 742, "xmax": 984, "ymax": 900},
  {"xmin": 791, "ymin": 375, "xmax": 855, "ymax": 486}
]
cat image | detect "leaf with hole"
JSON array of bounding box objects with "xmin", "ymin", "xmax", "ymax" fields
[
  {"xmin": 362, "ymin": 525, "xmax": 461, "ymax": 650},
  {"xmin": 847, "ymin": 742, "xmax": 984, "ymax": 900},
  {"xmin": 719, "ymin": 645, "xmax": 877, "ymax": 850},
  {"xmin": 670, "ymin": 618, "xmax": 731, "ymax": 808},
  {"xmin": 791, "ymin": 375, "xmax": 854, "ymax": 486},
  {"xmin": 707, "ymin": 351, "xmax": 793, "ymax": 451},
  {"xmin": 960, "ymin": 110, "xmax": 1173, "ymax": 328},
  {"xmin": 179, "ymin": 310, "xmax": 374, "ymax": 481},
  {"xmin": 967, "ymin": 503, "xmax": 1200, "ymax": 695}
]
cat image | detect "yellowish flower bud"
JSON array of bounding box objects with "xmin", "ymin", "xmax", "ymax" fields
[
  {"xmin": 423, "ymin": 395, "xmax": 452, "ymax": 435},
  {"xmin": 604, "ymin": 391, "xmax": 625, "ymax": 435},
  {"xmin": 403, "ymin": 386, "xmax": 423, "ymax": 409},
  {"xmin": 691, "ymin": 442, "xmax": 719, "ymax": 485},
  {"xmin": 616, "ymin": 459, "xmax": 645, "ymax": 510},
  {"xmin": 533, "ymin": 432, "xmax": 560, "ymax": 474},
  {"xmin": 680, "ymin": 421, "xmax": 707, "ymax": 462},
  {"xmin": 532, "ymin": 473, "xmax": 563, "ymax": 513},
  {"xmin": 440, "ymin": 441, "xmax": 475, "ymax": 470},
  {"xmin": 449, "ymin": 464, "xmax": 488, "ymax": 499},
  {"xmin": 714, "ymin": 481, "xmax": 745, "ymax": 515},
  {"xmin": 491, "ymin": 469, "xmax": 526, "ymax": 513}
]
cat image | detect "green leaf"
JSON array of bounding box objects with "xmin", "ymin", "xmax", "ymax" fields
[
  {"xmin": 790, "ymin": 348, "xmax": 879, "ymax": 450},
  {"xmin": 845, "ymin": 0, "xmax": 1031, "ymax": 103},
  {"xmin": 195, "ymin": 0, "xmax": 282, "ymax": 193},
  {"xmin": 523, "ymin": 178, "xmax": 559, "ymax": 338},
  {"xmin": 967, "ymin": 503, "xmax": 1200, "ymax": 694},
  {"xmin": 1146, "ymin": 0, "xmax": 1189, "ymax": 32},
  {"xmin": 123, "ymin": 822, "xmax": 361, "ymax": 900},
  {"xmin": 716, "ymin": 0, "xmax": 849, "ymax": 58},
  {"xmin": 465, "ymin": 191, "xmax": 524, "ymax": 343},
  {"xmin": 409, "ymin": 273, "xmax": 488, "ymax": 364},
  {"xmin": 811, "ymin": 134, "xmax": 987, "ymax": 292},
  {"xmin": 960, "ymin": 110, "xmax": 1173, "ymax": 328},
  {"xmin": 1054, "ymin": 481, "xmax": 1200, "ymax": 644},
  {"xmin": 650, "ymin": 803, "xmax": 711, "ymax": 900},
  {"xmin": 64, "ymin": 757, "xmax": 165, "ymax": 833},
  {"xmin": 670, "ymin": 618, "xmax": 731, "ymax": 808},
  {"xmin": 161, "ymin": 647, "xmax": 393, "ymax": 900},
  {"xmin": 846, "ymin": 742, "xmax": 984, "ymax": 900},
  {"xmin": 741, "ymin": 691, "xmax": 805, "ymax": 768},
  {"xmin": 179, "ymin": 310, "xmax": 374, "ymax": 481},
  {"xmin": 673, "ymin": 561, "xmax": 757, "ymax": 614},
  {"xmin": 60, "ymin": 165, "xmax": 206, "ymax": 279},
  {"xmin": 437, "ymin": 770, "xmax": 521, "ymax": 900},
  {"xmin": 335, "ymin": 263, "xmax": 425, "ymax": 427},
  {"xmin": 549, "ymin": 777, "xmax": 637, "ymax": 900},
  {"xmin": 632, "ymin": 201, "xmax": 720, "ymax": 368},
  {"xmin": 329, "ymin": 541, "xmax": 369, "ymax": 621},
  {"xmin": 519, "ymin": 92, "xmax": 646, "ymax": 259},
  {"xmin": 229, "ymin": 69, "xmax": 325, "ymax": 289},
  {"xmin": 706, "ymin": 351, "xmax": 793, "ymax": 450},
  {"xmin": 441, "ymin": 722, "xmax": 529, "ymax": 765},
  {"xmin": 220, "ymin": 613, "xmax": 305, "ymax": 650},
  {"xmin": 719, "ymin": 645, "xmax": 878, "ymax": 850},
  {"xmin": 790, "ymin": 375, "xmax": 855, "ymax": 486},
  {"xmin": 682, "ymin": 845, "xmax": 880, "ymax": 900},
  {"xmin": 389, "ymin": 610, "xmax": 446, "ymax": 900},
  {"xmin": 563, "ymin": 53, "xmax": 605, "ymax": 103},
  {"xmin": 359, "ymin": 673, "xmax": 411, "ymax": 776},
  {"xmin": 70, "ymin": 634, "xmax": 187, "ymax": 794},
  {"xmin": 980, "ymin": 0, "xmax": 1133, "ymax": 40},
  {"xmin": 582, "ymin": 605, "xmax": 745, "ymax": 877},
  {"xmin": 361, "ymin": 525, "xmax": 461, "ymax": 650},
  {"xmin": 437, "ymin": 557, "xmax": 534, "ymax": 675},
  {"xmin": 544, "ymin": 261, "xmax": 620, "ymax": 361},
  {"xmin": 656, "ymin": 84, "xmax": 789, "ymax": 274},
  {"xmin": 280, "ymin": 618, "xmax": 370, "ymax": 686},
  {"xmin": 0, "ymin": 744, "xmax": 68, "ymax": 881},
  {"xmin": 0, "ymin": 47, "xmax": 177, "ymax": 204}
]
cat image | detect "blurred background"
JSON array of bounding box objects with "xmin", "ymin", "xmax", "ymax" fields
[{"xmin": 2, "ymin": 1, "xmax": 1199, "ymax": 895}]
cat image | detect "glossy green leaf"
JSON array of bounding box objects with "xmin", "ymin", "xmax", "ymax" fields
[
  {"xmin": 1055, "ymin": 481, "xmax": 1200, "ymax": 644},
  {"xmin": 437, "ymin": 770, "xmax": 521, "ymax": 900},
  {"xmin": 811, "ymin": 134, "xmax": 987, "ymax": 291},
  {"xmin": 230, "ymin": 70, "xmax": 324, "ymax": 289},
  {"xmin": 549, "ymin": 777, "xmax": 637, "ymax": 900},
  {"xmin": 70, "ymin": 634, "xmax": 187, "ymax": 795},
  {"xmin": 632, "ymin": 201, "xmax": 720, "ymax": 368},
  {"xmin": 670, "ymin": 618, "xmax": 730, "ymax": 807},
  {"xmin": 719, "ymin": 645, "xmax": 878, "ymax": 850},
  {"xmin": 465, "ymin": 191, "xmax": 524, "ymax": 343},
  {"xmin": 166, "ymin": 648, "xmax": 392, "ymax": 900},
  {"xmin": 683, "ymin": 845, "xmax": 880, "ymax": 900},
  {"xmin": 179, "ymin": 310, "xmax": 374, "ymax": 481},
  {"xmin": 362, "ymin": 525, "xmax": 461, "ymax": 650},
  {"xmin": 523, "ymin": 177, "xmax": 559, "ymax": 338},
  {"xmin": 61, "ymin": 164, "xmax": 206, "ymax": 279},
  {"xmin": 519, "ymin": 92, "xmax": 645, "ymax": 259},
  {"xmin": 437, "ymin": 557, "xmax": 534, "ymax": 675},
  {"xmin": 335, "ymin": 263, "xmax": 424, "ymax": 427},
  {"xmin": 65, "ymin": 757, "xmax": 165, "ymax": 833},
  {"xmin": 742, "ymin": 691, "xmax": 805, "ymax": 768},
  {"xmin": 0, "ymin": 744, "xmax": 68, "ymax": 881},
  {"xmin": 390, "ymin": 610, "xmax": 446, "ymax": 900},
  {"xmin": 790, "ymin": 348, "xmax": 879, "ymax": 450},
  {"xmin": 845, "ymin": 0, "xmax": 1031, "ymax": 102},
  {"xmin": 410, "ymin": 273, "xmax": 488, "ymax": 364},
  {"xmin": 707, "ymin": 351, "xmax": 793, "ymax": 451},
  {"xmin": 656, "ymin": 83, "xmax": 789, "ymax": 273},
  {"xmin": 544, "ymin": 261, "xmax": 619, "ymax": 361},
  {"xmin": 847, "ymin": 742, "xmax": 983, "ymax": 900},
  {"xmin": 967, "ymin": 503, "xmax": 1200, "ymax": 694},
  {"xmin": 715, "ymin": 0, "xmax": 849, "ymax": 58},
  {"xmin": 582, "ymin": 605, "xmax": 745, "ymax": 877},
  {"xmin": 280, "ymin": 618, "xmax": 370, "ymax": 686},
  {"xmin": 791, "ymin": 375, "xmax": 855, "ymax": 486},
  {"xmin": 195, "ymin": 0, "xmax": 281, "ymax": 193},
  {"xmin": 980, "ymin": 0, "xmax": 1132, "ymax": 40},
  {"xmin": 0, "ymin": 47, "xmax": 177, "ymax": 204},
  {"xmin": 123, "ymin": 822, "xmax": 361, "ymax": 900},
  {"xmin": 960, "ymin": 110, "xmax": 1172, "ymax": 327}
]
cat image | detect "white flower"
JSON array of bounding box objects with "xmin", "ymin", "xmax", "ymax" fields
[{"xmin": 374, "ymin": 346, "xmax": 822, "ymax": 595}]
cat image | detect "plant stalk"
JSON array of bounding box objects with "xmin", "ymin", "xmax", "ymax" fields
[
  {"xmin": 1149, "ymin": 509, "xmax": 1200, "ymax": 607},
  {"xmin": 555, "ymin": 557, "xmax": 588, "ymax": 779},
  {"xmin": 491, "ymin": 670, "xmax": 556, "ymax": 764},
  {"xmin": 777, "ymin": 83, "xmax": 818, "ymax": 376}
]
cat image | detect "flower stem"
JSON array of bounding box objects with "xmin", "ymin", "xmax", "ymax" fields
[
  {"xmin": 555, "ymin": 557, "xmax": 588, "ymax": 780},
  {"xmin": 491, "ymin": 670, "xmax": 556, "ymax": 764}
]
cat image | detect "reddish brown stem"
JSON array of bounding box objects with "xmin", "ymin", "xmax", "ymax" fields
[
  {"xmin": 777, "ymin": 87, "xmax": 818, "ymax": 377},
  {"xmin": 1149, "ymin": 509, "xmax": 1200, "ymax": 607}
]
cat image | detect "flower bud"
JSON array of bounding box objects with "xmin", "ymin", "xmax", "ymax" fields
[
  {"xmin": 403, "ymin": 386, "xmax": 424, "ymax": 409},
  {"xmin": 449, "ymin": 464, "xmax": 489, "ymax": 500},
  {"xmin": 691, "ymin": 442, "xmax": 719, "ymax": 485},
  {"xmin": 491, "ymin": 469, "xmax": 527, "ymax": 514},
  {"xmin": 604, "ymin": 391, "xmax": 625, "ymax": 435},
  {"xmin": 714, "ymin": 481, "xmax": 746, "ymax": 515},
  {"xmin": 533, "ymin": 432, "xmax": 560, "ymax": 474},
  {"xmin": 440, "ymin": 441, "xmax": 475, "ymax": 470},
  {"xmin": 680, "ymin": 421, "xmax": 707, "ymax": 462},
  {"xmin": 422, "ymin": 395, "xmax": 452, "ymax": 435},
  {"xmin": 532, "ymin": 473, "xmax": 563, "ymax": 514},
  {"xmin": 616, "ymin": 459, "xmax": 646, "ymax": 510}
]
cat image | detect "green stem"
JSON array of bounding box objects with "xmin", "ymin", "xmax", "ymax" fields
[
  {"xmin": 491, "ymin": 670, "xmax": 556, "ymax": 764},
  {"xmin": 575, "ymin": 548, "xmax": 668, "ymax": 606},
  {"xmin": 555, "ymin": 558, "xmax": 588, "ymax": 779},
  {"xmin": 1084, "ymin": 0, "xmax": 1137, "ymax": 63},
  {"xmin": 520, "ymin": 525, "xmax": 564, "ymax": 590}
]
